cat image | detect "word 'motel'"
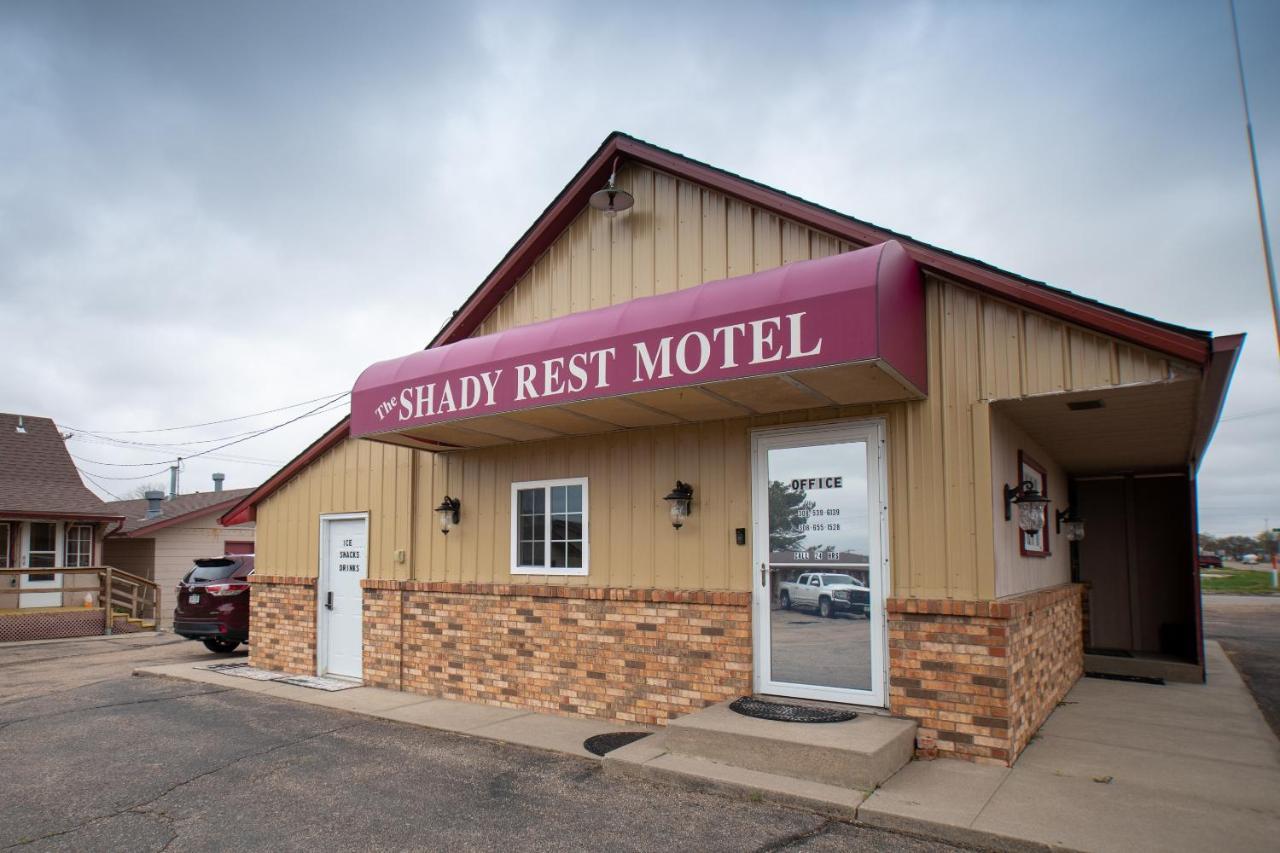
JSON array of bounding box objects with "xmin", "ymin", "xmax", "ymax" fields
[{"xmin": 377, "ymin": 310, "xmax": 823, "ymax": 424}]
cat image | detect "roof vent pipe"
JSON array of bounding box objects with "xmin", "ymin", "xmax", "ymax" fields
[
  {"xmin": 212, "ymin": 473, "xmax": 225, "ymax": 492},
  {"xmin": 15, "ymin": 415, "xmax": 25, "ymax": 434},
  {"xmin": 144, "ymin": 491, "xmax": 165, "ymax": 519}
]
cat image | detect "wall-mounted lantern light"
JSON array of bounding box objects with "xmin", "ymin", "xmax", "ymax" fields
[
  {"xmin": 1003, "ymin": 480, "xmax": 1049, "ymax": 533},
  {"xmin": 1055, "ymin": 507, "xmax": 1086, "ymax": 542},
  {"xmin": 436, "ymin": 496, "xmax": 461, "ymax": 535},
  {"xmin": 663, "ymin": 481, "xmax": 694, "ymax": 530},
  {"xmin": 588, "ymin": 157, "xmax": 634, "ymax": 217}
]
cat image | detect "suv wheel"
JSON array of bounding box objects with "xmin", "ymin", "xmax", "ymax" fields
[
  {"xmin": 203, "ymin": 638, "xmax": 241, "ymax": 654},
  {"xmin": 819, "ymin": 598, "xmax": 834, "ymax": 619},
  {"xmin": 780, "ymin": 591, "xmax": 791, "ymax": 610}
]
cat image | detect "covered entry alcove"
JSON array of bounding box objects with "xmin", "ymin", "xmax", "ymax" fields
[{"xmin": 990, "ymin": 334, "xmax": 1242, "ymax": 683}]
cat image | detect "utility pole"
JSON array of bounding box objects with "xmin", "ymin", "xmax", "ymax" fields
[{"xmin": 1229, "ymin": 0, "xmax": 1280, "ymax": 358}]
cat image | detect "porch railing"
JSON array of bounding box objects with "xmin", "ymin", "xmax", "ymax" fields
[{"xmin": 0, "ymin": 567, "xmax": 161, "ymax": 633}]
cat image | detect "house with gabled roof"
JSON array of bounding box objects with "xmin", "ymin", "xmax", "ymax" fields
[
  {"xmin": 102, "ymin": 483, "xmax": 255, "ymax": 629},
  {"xmin": 220, "ymin": 132, "xmax": 1241, "ymax": 769},
  {"xmin": 0, "ymin": 412, "xmax": 124, "ymax": 612}
]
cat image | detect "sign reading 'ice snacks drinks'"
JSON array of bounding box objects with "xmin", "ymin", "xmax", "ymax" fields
[{"xmin": 350, "ymin": 241, "xmax": 927, "ymax": 437}]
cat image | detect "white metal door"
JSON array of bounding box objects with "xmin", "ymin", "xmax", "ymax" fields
[
  {"xmin": 751, "ymin": 420, "xmax": 888, "ymax": 707},
  {"xmin": 20, "ymin": 521, "xmax": 63, "ymax": 608},
  {"xmin": 318, "ymin": 514, "xmax": 368, "ymax": 680}
]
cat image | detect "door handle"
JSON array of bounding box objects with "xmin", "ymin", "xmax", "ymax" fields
[
  {"xmin": 325, "ymin": 591, "xmax": 334, "ymax": 610},
  {"xmin": 761, "ymin": 563, "xmax": 767, "ymax": 587}
]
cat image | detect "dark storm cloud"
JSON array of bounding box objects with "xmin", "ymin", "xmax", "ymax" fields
[{"xmin": 0, "ymin": 0, "xmax": 1276, "ymax": 531}]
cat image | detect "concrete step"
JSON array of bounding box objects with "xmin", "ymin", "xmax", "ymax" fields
[
  {"xmin": 1083, "ymin": 652, "xmax": 1202, "ymax": 684},
  {"xmin": 602, "ymin": 733, "xmax": 867, "ymax": 819},
  {"xmin": 663, "ymin": 700, "xmax": 916, "ymax": 790}
]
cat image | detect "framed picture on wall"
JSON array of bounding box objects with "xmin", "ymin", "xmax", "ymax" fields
[{"xmin": 1018, "ymin": 451, "xmax": 1050, "ymax": 557}]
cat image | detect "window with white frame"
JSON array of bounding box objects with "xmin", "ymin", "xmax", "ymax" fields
[
  {"xmin": 65, "ymin": 524, "xmax": 93, "ymax": 568},
  {"xmin": 511, "ymin": 478, "xmax": 588, "ymax": 575},
  {"xmin": 0, "ymin": 523, "xmax": 10, "ymax": 568}
]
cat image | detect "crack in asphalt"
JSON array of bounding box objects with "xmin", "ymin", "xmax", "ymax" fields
[
  {"xmin": 753, "ymin": 817, "xmax": 837, "ymax": 852},
  {"xmin": 3, "ymin": 717, "xmax": 365, "ymax": 850},
  {"xmin": 0, "ymin": 688, "xmax": 230, "ymax": 734}
]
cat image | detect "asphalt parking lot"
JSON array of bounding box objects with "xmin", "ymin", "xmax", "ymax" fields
[
  {"xmin": 0, "ymin": 634, "xmax": 960, "ymax": 852},
  {"xmin": 1204, "ymin": 594, "xmax": 1280, "ymax": 737}
]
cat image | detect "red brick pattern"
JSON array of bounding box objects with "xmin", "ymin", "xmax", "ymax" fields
[
  {"xmin": 362, "ymin": 585, "xmax": 403, "ymax": 689},
  {"xmin": 887, "ymin": 584, "xmax": 1083, "ymax": 765},
  {"xmin": 248, "ymin": 576, "xmax": 316, "ymax": 675},
  {"xmin": 362, "ymin": 580, "xmax": 752, "ymax": 725},
  {"xmin": 1007, "ymin": 586, "xmax": 1085, "ymax": 757}
]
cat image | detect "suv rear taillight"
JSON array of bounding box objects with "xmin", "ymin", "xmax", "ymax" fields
[{"xmin": 204, "ymin": 582, "xmax": 250, "ymax": 597}]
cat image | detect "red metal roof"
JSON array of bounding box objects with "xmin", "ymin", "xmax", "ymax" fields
[{"xmin": 430, "ymin": 132, "xmax": 1212, "ymax": 365}]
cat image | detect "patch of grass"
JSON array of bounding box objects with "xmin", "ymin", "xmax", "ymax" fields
[{"xmin": 1201, "ymin": 567, "xmax": 1278, "ymax": 594}]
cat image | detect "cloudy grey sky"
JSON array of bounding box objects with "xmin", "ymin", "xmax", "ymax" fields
[{"xmin": 1, "ymin": 0, "xmax": 1276, "ymax": 535}]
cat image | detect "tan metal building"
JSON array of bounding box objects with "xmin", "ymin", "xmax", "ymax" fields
[{"xmin": 223, "ymin": 134, "xmax": 1241, "ymax": 765}]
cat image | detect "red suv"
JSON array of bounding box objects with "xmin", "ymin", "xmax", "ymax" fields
[{"xmin": 173, "ymin": 555, "xmax": 253, "ymax": 653}]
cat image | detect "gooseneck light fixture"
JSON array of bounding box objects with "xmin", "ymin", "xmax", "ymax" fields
[
  {"xmin": 436, "ymin": 496, "xmax": 461, "ymax": 535},
  {"xmin": 1055, "ymin": 507, "xmax": 1086, "ymax": 542},
  {"xmin": 588, "ymin": 157, "xmax": 634, "ymax": 217},
  {"xmin": 663, "ymin": 481, "xmax": 694, "ymax": 530},
  {"xmin": 1003, "ymin": 480, "xmax": 1050, "ymax": 533}
]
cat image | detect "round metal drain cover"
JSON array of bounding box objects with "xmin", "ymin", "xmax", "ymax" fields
[
  {"xmin": 729, "ymin": 696, "xmax": 858, "ymax": 723},
  {"xmin": 583, "ymin": 732, "xmax": 650, "ymax": 756}
]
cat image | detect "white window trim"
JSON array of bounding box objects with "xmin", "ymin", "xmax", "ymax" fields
[
  {"xmin": 510, "ymin": 477, "xmax": 589, "ymax": 576},
  {"xmin": 65, "ymin": 524, "xmax": 94, "ymax": 568}
]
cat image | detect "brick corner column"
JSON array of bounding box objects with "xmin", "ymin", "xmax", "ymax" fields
[
  {"xmin": 248, "ymin": 575, "xmax": 317, "ymax": 675},
  {"xmin": 887, "ymin": 583, "xmax": 1083, "ymax": 766}
]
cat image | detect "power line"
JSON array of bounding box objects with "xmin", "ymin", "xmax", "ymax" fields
[
  {"xmin": 65, "ymin": 393, "xmax": 349, "ymax": 470},
  {"xmin": 67, "ymin": 432, "xmax": 296, "ymax": 466},
  {"xmin": 75, "ymin": 465, "xmax": 176, "ymax": 481},
  {"xmin": 1222, "ymin": 406, "xmax": 1280, "ymax": 422},
  {"xmin": 78, "ymin": 469, "xmax": 124, "ymax": 500},
  {"xmin": 62, "ymin": 390, "xmax": 348, "ymax": 435},
  {"xmin": 66, "ymin": 396, "xmax": 349, "ymax": 456}
]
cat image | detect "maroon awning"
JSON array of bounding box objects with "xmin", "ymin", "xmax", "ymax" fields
[{"xmin": 352, "ymin": 240, "xmax": 925, "ymax": 449}]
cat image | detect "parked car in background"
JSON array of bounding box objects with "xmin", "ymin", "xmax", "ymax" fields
[
  {"xmin": 1198, "ymin": 553, "xmax": 1223, "ymax": 569},
  {"xmin": 1241, "ymin": 554, "xmax": 1261, "ymax": 565},
  {"xmin": 173, "ymin": 555, "xmax": 253, "ymax": 653},
  {"xmin": 779, "ymin": 572, "xmax": 871, "ymax": 618}
]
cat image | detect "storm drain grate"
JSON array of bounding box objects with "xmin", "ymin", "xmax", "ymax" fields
[
  {"xmin": 583, "ymin": 732, "xmax": 651, "ymax": 756},
  {"xmin": 729, "ymin": 696, "xmax": 858, "ymax": 723},
  {"xmin": 1085, "ymin": 671, "xmax": 1165, "ymax": 685}
]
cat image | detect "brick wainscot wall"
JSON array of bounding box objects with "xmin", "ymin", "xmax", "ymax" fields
[
  {"xmin": 248, "ymin": 576, "xmax": 316, "ymax": 674},
  {"xmin": 887, "ymin": 583, "xmax": 1084, "ymax": 766},
  {"xmin": 362, "ymin": 580, "xmax": 752, "ymax": 726}
]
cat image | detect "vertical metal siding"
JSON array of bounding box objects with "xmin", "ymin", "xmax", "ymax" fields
[{"xmin": 255, "ymin": 163, "xmax": 1192, "ymax": 600}]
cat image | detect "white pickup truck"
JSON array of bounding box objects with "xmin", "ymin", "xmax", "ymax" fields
[{"xmin": 779, "ymin": 573, "xmax": 870, "ymax": 619}]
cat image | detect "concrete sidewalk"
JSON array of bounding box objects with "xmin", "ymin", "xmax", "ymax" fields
[
  {"xmin": 861, "ymin": 641, "xmax": 1280, "ymax": 851},
  {"xmin": 135, "ymin": 661, "xmax": 653, "ymax": 760}
]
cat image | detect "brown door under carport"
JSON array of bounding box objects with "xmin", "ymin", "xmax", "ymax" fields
[{"xmin": 1074, "ymin": 473, "xmax": 1198, "ymax": 662}]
